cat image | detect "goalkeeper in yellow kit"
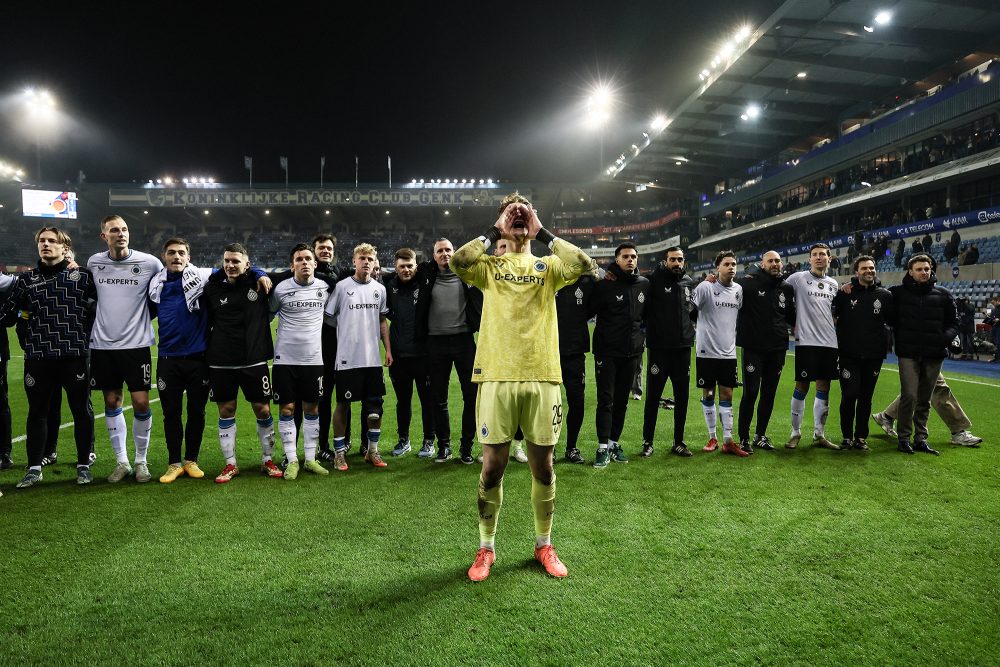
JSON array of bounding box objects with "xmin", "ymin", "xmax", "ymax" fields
[{"xmin": 451, "ymin": 192, "xmax": 592, "ymax": 581}]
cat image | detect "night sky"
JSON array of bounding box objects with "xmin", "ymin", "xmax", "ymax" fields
[{"xmin": 2, "ymin": 2, "xmax": 781, "ymax": 186}]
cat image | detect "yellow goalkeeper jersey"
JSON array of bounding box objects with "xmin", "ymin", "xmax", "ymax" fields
[{"xmin": 451, "ymin": 238, "xmax": 591, "ymax": 383}]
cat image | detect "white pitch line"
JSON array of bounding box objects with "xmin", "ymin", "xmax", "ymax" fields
[
  {"xmin": 784, "ymin": 352, "xmax": 1000, "ymax": 388},
  {"xmin": 11, "ymin": 397, "xmax": 161, "ymax": 443}
]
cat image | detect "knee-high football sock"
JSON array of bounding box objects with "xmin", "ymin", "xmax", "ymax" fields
[{"xmin": 478, "ymin": 475, "xmax": 504, "ymax": 551}]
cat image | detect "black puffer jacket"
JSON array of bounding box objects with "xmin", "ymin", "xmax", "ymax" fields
[
  {"xmin": 888, "ymin": 273, "xmax": 958, "ymax": 359},
  {"xmin": 644, "ymin": 264, "xmax": 695, "ymax": 349},
  {"xmin": 556, "ymin": 274, "xmax": 596, "ymax": 356},
  {"xmin": 589, "ymin": 263, "xmax": 649, "ymax": 358},
  {"xmin": 736, "ymin": 265, "xmax": 794, "ymax": 351}
]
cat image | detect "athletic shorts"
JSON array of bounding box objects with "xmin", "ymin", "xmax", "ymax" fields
[
  {"xmin": 475, "ymin": 381, "xmax": 563, "ymax": 446},
  {"xmin": 90, "ymin": 348, "xmax": 152, "ymax": 392},
  {"xmin": 794, "ymin": 345, "xmax": 839, "ymax": 382},
  {"xmin": 157, "ymin": 355, "xmax": 210, "ymax": 393},
  {"xmin": 209, "ymin": 364, "xmax": 271, "ymax": 403},
  {"xmin": 272, "ymin": 364, "xmax": 324, "ymax": 404},
  {"xmin": 695, "ymin": 357, "xmax": 738, "ymax": 390},
  {"xmin": 335, "ymin": 366, "xmax": 385, "ymax": 414}
]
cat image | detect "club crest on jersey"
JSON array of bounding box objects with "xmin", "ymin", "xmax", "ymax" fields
[
  {"xmin": 413, "ymin": 288, "xmax": 419, "ymax": 300},
  {"xmin": 574, "ymin": 287, "xmax": 583, "ymax": 299},
  {"xmin": 316, "ymin": 289, "xmax": 324, "ymax": 298},
  {"xmin": 697, "ymin": 378, "xmax": 705, "ymax": 386},
  {"xmin": 817, "ymin": 282, "xmax": 825, "ymax": 290},
  {"xmin": 842, "ymin": 369, "xmax": 851, "ymax": 379},
  {"xmin": 344, "ymin": 390, "xmax": 352, "ymax": 399},
  {"xmin": 873, "ymin": 298, "xmax": 882, "ymax": 315},
  {"xmin": 247, "ymin": 290, "xmax": 258, "ymax": 302},
  {"xmin": 800, "ymin": 371, "xmax": 808, "ymax": 378},
  {"xmin": 534, "ymin": 261, "xmax": 546, "ymax": 272},
  {"xmin": 131, "ymin": 265, "xmax": 141, "ymax": 275},
  {"xmin": 650, "ymin": 364, "xmax": 659, "ymax": 375},
  {"xmin": 24, "ymin": 373, "xmax": 35, "ymax": 387},
  {"xmin": 69, "ymin": 270, "xmax": 81, "ymax": 282},
  {"xmin": 778, "ymin": 293, "xmax": 786, "ymax": 307},
  {"xmin": 157, "ymin": 378, "xmax": 166, "ymax": 390},
  {"xmin": 481, "ymin": 423, "xmax": 489, "ymax": 438},
  {"xmin": 637, "ymin": 293, "xmax": 645, "ymax": 303},
  {"xmin": 746, "ymin": 364, "xmax": 755, "ymax": 373}
]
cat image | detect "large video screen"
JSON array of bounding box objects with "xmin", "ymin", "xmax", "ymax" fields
[{"xmin": 22, "ymin": 189, "xmax": 78, "ymax": 219}]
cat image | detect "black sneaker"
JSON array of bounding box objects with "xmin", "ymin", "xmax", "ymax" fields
[
  {"xmin": 41, "ymin": 452, "xmax": 58, "ymax": 466},
  {"xmin": 740, "ymin": 438, "xmax": 754, "ymax": 455},
  {"xmin": 752, "ymin": 435, "xmax": 776, "ymax": 451},
  {"xmin": 640, "ymin": 441, "xmax": 654, "ymax": 458},
  {"xmin": 434, "ymin": 446, "xmax": 452, "ymax": 463},
  {"xmin": 0, "ymin": 454, "xmax": 13, "ymax": 470},
  {"xmin": 912, "ymin": 441, "xmax": 940, "ymax": 456},
  {"xmin": 359, "ymin": 441, "xmax": 369, "ymax": 457},
  {"xmin": 898, "ymin": 440, "xmax": 914, "ymax": 454},
  {"xmin": 459, "ymin": 446, "xmax": 474, "ymax": 465},
  {"xmin": 658, "ymin": 398, "xmax": 675, "ymax": 410},
  {"xmin": 852, "ymin": 437, "xmax": 870, "ymax": 451},
  {"xmin": 670, "ymin": 442, "xmax": 694, "ymax": 457},
  {"xmin": 76, "ymin": 465, "xmax": 93, "ymax": 485},
  {"xmin": 564, "ymin": 447, "xmax": 585, "ymax": 464},
  {"xmin": 318, "ymin": 448, "xmax": 336, "ymax": 462},
  {"xmin": 840, "ymin": 438, "xmax": 853, "ymax": 450}
]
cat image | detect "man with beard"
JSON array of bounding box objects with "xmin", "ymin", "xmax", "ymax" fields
[
  {"xmin": 735, "ymin": 251, "xmax": 794, "ymax": 454},
  {"xmin": 640, "ymin": 247, "xmax": 695, "ymax": 458}
]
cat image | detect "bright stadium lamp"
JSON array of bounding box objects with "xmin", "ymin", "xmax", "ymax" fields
[
  {"xmin": 874, "ymin": 11, "xmax": 891, "ymax": 25},
  {"xmin": 21, "ymin": 87, "xmax": 59, "ymax": 181}
]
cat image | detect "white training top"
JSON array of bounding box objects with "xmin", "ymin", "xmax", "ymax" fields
[
  {"xmin": 270, "ymin": 276, "xmax": 332, "ymax": 366},
  {"xmin": 87, "ymin": 249, "xmax": 163, "ymax": 350},
  {"xmin": 324, "ymin": 276, "xmax": 388, "ymax": 370},
  {"xmin": 691, "ymin": 279, "xmax": 742, "ymax": 359},
  {"xmin": 785, "ymin": 270, "xmax": 838, "ymax": 348}
]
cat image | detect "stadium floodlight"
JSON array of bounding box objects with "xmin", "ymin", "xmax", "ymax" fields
[
  {"xmin": 444, "ymin": 210, "xmax": 450, "ymax": 215},
  {"xmin": 675, "ymin": 161, "xmax": 682, "ymax": 166},
  {"xmin": 487, "ymin": 179, "xmax": 493, "ymax": 185},
  {"xmin": 478, "ymin": 179, "xmax": 484, "ymax": 184},
  {"xmin": 745, "ymin": 104, "xmax": 761, "ymax": 119},
  {"xmin": 21, "ymin": 87, "xmax": 59, "ymax": 181},
  {"xmin": 325, "ymin": 210, "xmax": 330, "ymax": 215},
  {"xmin": 203, "ymin": 210, "xmax": 210, "ymax": 215},
  {"xmin": 797, "ymin": 71, "xmax": 807, "ymax": 79},
  {"xmin": 874, "ymin": 11, "xmax": 891, "ymax": 25},
  {"xmin": 164, "ymin": 177, "xmax": 173, "ymax": 185},
  {"xmin": 182, "ymin": 178, "xmax": 189, "ymax": 184},
  {"xmin": 208, "ymin": 177, "xmax": 215, "ymax": 184},
  {"xmin": 156, "ymin": 179, "xmax": 162, "ymax": 184},
  {"xmin": 651, "ymin": 115, "xmax": 668, "ymax": 131},
  {"xmin": 719, "ymin": 42, "xmax": 735, "ymax": 59},
  {"xmin": 385, "ymin": 210, "xmax": 390, "ymax": 215},
  {"xmin": 863, "ymin": 25, "xmax": 874, "ymax": 32},
  {"xmin": 143, "ymin": 210, "xmax": 149, "ymax": 215},
  {"xmin": 264, "ymin": 209, "xmax": 270, "ymax": 215},
  {"xmin": 735, "ymin": 25, "xmax": 751, "ymax": 41},
  {"xmin": 199, "ymin": 177, "xmax": 206, "ymax": 184}
]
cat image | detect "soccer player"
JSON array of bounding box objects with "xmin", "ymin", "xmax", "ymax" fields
[
  {"xmin": 324, "ymin": 243, "xmax": 393, "ymax": 471},
  {"xmin": 0, "ymin": 271, "xmax": 14, "ymax": 470},
  {"xmin": 641, "ymin": 246, "xmax": 696, "ymax": 457},
  {"xmin": 783, "ymin": 243, "xmax": 840, "ymax": 449},
  {"xmin": 451, "ymin": 192, "xmax": 590, "ymax": 581},
  {"xmin": 831, "ymin": 256, "xmax": 893, "ymax": 451},
  {"xmin": 87, "ymin": 215, "xmax": 163, "ymax": 483},
  {"xmin": 147, "ymin": 238, "xmax": 213, "ymax": 482},
  {"xmin": 270, "ymin": 244, "xmax": 335, "ymax": 479},
  {"xmin": 888, "ymin": 254, "xmax": 958, "ymax": 455},
  {"xmin": 589, "ymin": 243, "xmax": 649, "ymax": 467},
  {"xmin": 735, "ymin": 250, "xmax": 794, "ymax": 453},
  {"xmin": 384, "ymin": 247, "xmax": 436, "ymax": 458},
  {"xmin": 203, "ymin": 243, "xmax": 281, "ymax": 483},
  {"xmin": 414, "ymin": 238, "xmax": 483, "ymax": 463},
  {"xmin": 691, "ymin": 251, "xmax": 745, "ymax": 456},
  {"xmin": 491, "ymin": 238, "xmax": 528, "ymax": 463},
  {"xmin": 0, "ymin": 228, "xmax": 97, "ymax": 487}
]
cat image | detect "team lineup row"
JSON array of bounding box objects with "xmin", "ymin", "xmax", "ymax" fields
[{"xmin": 0, "ymin": 196, "xmax": 985, "ymax": 580}]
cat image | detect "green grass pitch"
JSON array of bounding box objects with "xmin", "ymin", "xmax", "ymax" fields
[{"xmin": 2, "ymin": 325, "xmax": 999, "ymax": 666}]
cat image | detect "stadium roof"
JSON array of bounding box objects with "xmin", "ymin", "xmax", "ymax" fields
[{"xmin": 608, "ymin": 0, "xmax": 1000, "ymax": 192}]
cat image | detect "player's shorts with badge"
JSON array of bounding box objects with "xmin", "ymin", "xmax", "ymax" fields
[
  {"xmin": 90, "ymin": 347, "xmax": 152, "ymax": 392},
  {"xmin": 209, "ymin": 363, "xmax": 271, "ymax": 403},
  {"xmin": 476, "ymin": 381, "xmax": 562, "ymax": 446},
  {"xmin": 272, "ymin": 364, "xmax": 324, "ymax": 404},
  {"xmin": 335, "ymin": 366, "xmax": 385, "ymax": 414},
  {"xmin": 794, "ymin": 345, "xmax": 839, "ymax": 381},
  {"xmin": 695, "ymin": 357, "xmax": 738, "ymax": 389}
]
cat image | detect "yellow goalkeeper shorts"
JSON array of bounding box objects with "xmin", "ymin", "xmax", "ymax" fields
[{"xmin": 475, "ymin": 381, "xmax": 563, "ymax": 446}]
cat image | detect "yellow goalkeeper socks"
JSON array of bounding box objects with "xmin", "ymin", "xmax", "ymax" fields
[
  {"xmin": 478, "ymin": 475, "xmax": 503, "ymax": 549},
  {"xmin": 531, "ymin": 475, "xmax": 556, "ymax": 547}
]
